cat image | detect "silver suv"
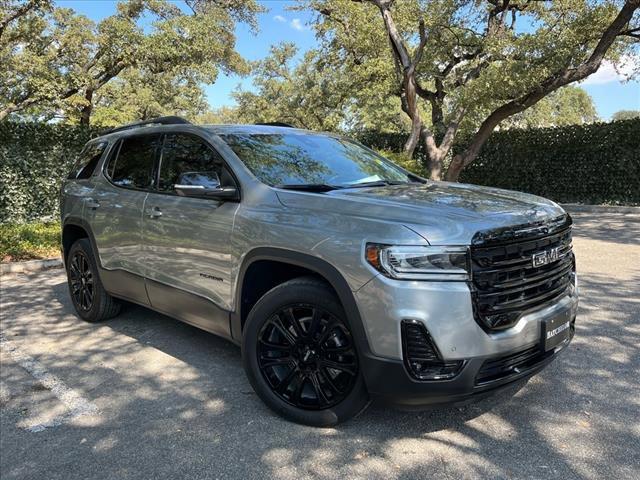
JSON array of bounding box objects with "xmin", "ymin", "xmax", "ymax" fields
[{"xmin": 60, "ymin": 116, "xmax": 578, "ymax": 426}]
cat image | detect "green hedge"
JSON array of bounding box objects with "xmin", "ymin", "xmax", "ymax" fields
[
  {"xmin": 0, "ymin": 122, "xmax": 98, "ymax": 223},
  {"xmin": 1, "ymin": 119, "xmax": 638, "ymax": 223},
  {"xmin": 360, "ymin": 119, "xmax": 640, "ymax": 205}
]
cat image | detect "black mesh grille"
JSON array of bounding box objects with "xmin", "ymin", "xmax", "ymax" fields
[
  {"xmin": 470, "ymin": 215, "xmax": 575, "ymax": 331},
  {"xmin": 401, "ymin": 321, "xmax": 463, "ymax": 380},
  {"xmin": 475, "ymin": 345, "xmax": 549, "ymax": 385}
]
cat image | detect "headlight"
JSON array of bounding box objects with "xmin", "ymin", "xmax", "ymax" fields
[{"xmin": 366, "ymin": 244, "xmax": 470, "ymax": 281}]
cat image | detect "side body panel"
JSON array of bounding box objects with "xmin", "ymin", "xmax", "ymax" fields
[
  {"xmin": 60, "ymin": 181, "xmax": 91, "ymax": 232},
  {"xmin": 142, "ymin": 192, "xmax": 240, "ymax": 336}
]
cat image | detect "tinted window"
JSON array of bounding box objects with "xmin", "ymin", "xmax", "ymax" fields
[
  {"xmin": 68, "ymin": 142, "xmax": 106, "ymax": 179},
  {"xmin": 220, "ymin": 133, "xmax": 412, "ymax": 187},
  {"xmin": 158, "ymin": 134, "xmax": 224, "ymax": 192},
  {"xmin": 107, "ymin": 135, "xmax": 158, "ymax": 189}
]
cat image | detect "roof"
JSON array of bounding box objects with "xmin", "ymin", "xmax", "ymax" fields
[
  {"xmin": 202, "ymin": 124, "xmax": 317, "ymax": 136},
  {"xmin": 92, "ymin": 123, "xmax": 323, "ymax": 143}
]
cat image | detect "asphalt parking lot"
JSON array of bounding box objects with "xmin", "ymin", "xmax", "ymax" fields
[{"xmin": 1, "ymin": 212, "xmax": 639, "ymax": 480}]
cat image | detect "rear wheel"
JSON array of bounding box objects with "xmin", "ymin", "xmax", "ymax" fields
[
  {"xmin": 242, "ymin": 277, "xmax": 370, "ymax": 426},
  {"xmin": 66, "ymin": 238, "xmax": 121, "ymax": 322}
]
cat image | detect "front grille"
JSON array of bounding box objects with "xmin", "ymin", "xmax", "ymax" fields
[
  {"xmin": 470, "ymin": 215, "xmax": 575, "ymax": 331},
  {"xmin": 401, "ymin": 321, "xmax": 464, "ymax": 380},
  {"xmin": 475, "ymin": 344, "xmax": 549, "ymax": 385}
]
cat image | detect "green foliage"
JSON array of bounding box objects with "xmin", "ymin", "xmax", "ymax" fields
[
  {"xmin": 498, "ymin": 87, "xmax": 599, "ymax": 130},
  {"xmin": 457, "ymin": 119, "xmax": 640, "ymax": 205},
  {"xmin": 1, "ymin": 0, "xmax": 263, "ymax": 123},
  {"xmin": 232, "ymin": 43, "xmax": 350, "ymax": 131},
  {"xmin": 303, "ymin": 0, "xmax": 639, "ymax": 179},
  {"xmin": 0, "ymin": 121, "xmax": 98, "ymax": 223},
  {"xmin": 363, "ymin": 119, "xmax": 640, "ymax": 205},
  {"xmin": 91, "ymin": 69, "xmax": 209, "ymax": 127},
  {"xmin": 375, "ymin": 149, "xmax": 428, "ymax": 177},
  {"xmin": 612, "ymin": 110, "xmax": 640, "ymax": 121},
  {"xmin": 1, "ymin": 119, "xmax": 638, "ymax": 227},
  {"xmin": 0, "ymin": 221, "xmax": 61, "ymax": 262}
]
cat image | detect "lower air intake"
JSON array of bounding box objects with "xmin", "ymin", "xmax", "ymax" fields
[{"xmin": 401, "ymin": 321, "xmax": 464, "ymax": 380}]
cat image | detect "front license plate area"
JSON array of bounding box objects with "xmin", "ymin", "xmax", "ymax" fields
[{"xmin": 542, "ymin": 309, "xmax": 572, "ymax": 351}]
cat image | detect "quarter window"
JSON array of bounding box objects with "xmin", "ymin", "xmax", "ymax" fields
[
  {"xmin": 158, "ymin": 134, "xmax": 226, "ymax": 193},
  {"xmin": 107, "ymin": 135, "xmax": 159, "ymax": 189},
  {"xmin": 68, "ymin": 142, "xmax": 107, "ymax": 179}
]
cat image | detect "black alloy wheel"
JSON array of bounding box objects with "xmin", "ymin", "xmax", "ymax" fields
[
  {"xmin": 66, "ymin": 238, "xmax": 121, "ymax": 322},
  {"xmin": 257, "ymin": 304, "xmax": 358, "ymax": 410},
  {"xmin": 68, "ymin": 250, "xmax": 94, "ymax": 311},
  {"xmin": 242, "ymin": 276, "xmax": 370, "ymax": 426}
]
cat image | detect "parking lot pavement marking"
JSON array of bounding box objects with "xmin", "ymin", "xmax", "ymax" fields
[{"xmin": 0, "ymin": 333, "xmax": 99, "ymax": 432}]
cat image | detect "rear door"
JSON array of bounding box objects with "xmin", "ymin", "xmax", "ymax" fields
[
  {"xmin": 86, "ymin": 134, "xmax": 160, "ymax": 303},
  {"xmin": 142, "ymin": 132, "xmax": 240, "ymax": 335}
]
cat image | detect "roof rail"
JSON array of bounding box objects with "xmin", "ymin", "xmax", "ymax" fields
[
  {"xmin": 255, "ymin": 122, "xmax": 295, "ymax": 128},
  {"xmin": 105, "ymin": 116, "xmax": 192, "ymax": 135}
]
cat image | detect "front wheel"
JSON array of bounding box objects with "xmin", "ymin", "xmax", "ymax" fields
[{"xmin": 242, "ymin": 277, "xmax": 370, "ymax": 426}]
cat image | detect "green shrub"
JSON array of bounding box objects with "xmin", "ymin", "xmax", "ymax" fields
[
  {"xmin": 0, "ymin": 222, "xmax": 61, "ymax": 262},
  {"xmin": 376, "ymin": 149, "xmax": 428, "ymax": 177},
  {"xmin": 0, "ymin": 122, "xmax": 99, "ymax": 223},
  {"xmin": 455, "ymin": 119, "xmax": 640, "ymax": 205},
  {"xmin": 0, "ymin": 119, "xmax": 638, "ymax": 226},
  {"xmin": 361, "ymin": 119, "xmax": 640, "ymax": 205}
]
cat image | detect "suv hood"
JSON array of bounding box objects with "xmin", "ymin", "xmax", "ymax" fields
[{"xmin": 275, "ymin": 181, "xmax": 566, "ymax": 245}]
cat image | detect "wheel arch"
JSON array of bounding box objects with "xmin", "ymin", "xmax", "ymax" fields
[
  {"xmin": 231, "ymin": 248, "xmax": 372, "ymax": 358},
  {"xmin": 61, "ymin": 217, "xmax": 99, "ymax": 267}
]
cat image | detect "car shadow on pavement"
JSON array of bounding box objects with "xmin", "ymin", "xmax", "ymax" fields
[{"xmin": 2, "ymin": 267, "xmax": 638, "ymax": 480}]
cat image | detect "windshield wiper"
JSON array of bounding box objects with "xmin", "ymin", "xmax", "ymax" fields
[
  {"xmin": 275, "ymin": 183, "xmax": 344, "ymax": 192},
  {"xmin": 343, "ymin": 180, "xmax": 408, "ymax": 188}
]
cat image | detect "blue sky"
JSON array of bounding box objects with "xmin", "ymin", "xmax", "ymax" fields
[{"xmin": 58, "ymin": 0, "xmax": 639, "ymax": 120}]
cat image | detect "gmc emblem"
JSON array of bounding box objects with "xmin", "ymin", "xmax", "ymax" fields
[{"xmin": 532, "ymin": 247, "xmax": 561, "ymax": 267}]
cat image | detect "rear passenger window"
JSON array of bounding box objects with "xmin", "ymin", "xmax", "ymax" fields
[
  {"xmin": 68, "ymin": 142, "xmax": 106, "ymax": 179},
  {"xmin": 158, "ymin": 134, "xmax": 225, "ymax": 192},
  {"xmin": 106, "ymin": 135, "xmax": 159, "ymax": 189}
]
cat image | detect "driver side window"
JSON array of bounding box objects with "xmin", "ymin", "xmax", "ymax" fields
[{"xmin": 158, "ymin": 134, "xmax": 226, "ymax": 193}]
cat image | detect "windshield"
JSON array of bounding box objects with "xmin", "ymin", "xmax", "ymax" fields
[{"xmin": 220, "ymin": 133, "xmax": 414, "ymax": 187}]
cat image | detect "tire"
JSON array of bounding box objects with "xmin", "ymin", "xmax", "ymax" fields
[
  {"xmin": 242, "ymin": 276, "xmax": 370, "ymax": 426},
  {"xmin": 66, "ymin": 238, "xmax": 121, "ymax": 322}
]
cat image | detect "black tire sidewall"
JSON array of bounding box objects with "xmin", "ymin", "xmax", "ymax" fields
[
  {"xmin": 66, "ymin": 239, "xmax": 108, "ymax": 322},
  {"xmin": 242, "ymin": 279, "xmax": 370, "ymax": 426}
]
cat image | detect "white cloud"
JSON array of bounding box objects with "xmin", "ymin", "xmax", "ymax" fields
[
  {"xmin": 273, "ymin": 15, "xmax": 286, "ymax": 23},
  {"xmin": 290, "ymin": 18, "xmax": 305, "ymax": 31},
  {"xmin": 580, "ymin": 56, "xmax": 639, "ymax": 85}
]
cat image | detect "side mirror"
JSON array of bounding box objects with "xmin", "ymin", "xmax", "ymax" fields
[{"xmin": 174, "ymin": 172, "xmax": 238, "ymax": 201}]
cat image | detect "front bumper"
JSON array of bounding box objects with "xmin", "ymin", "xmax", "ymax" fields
[
  {"xmin": 354, "ymin": 273, "xmax": 578, "ymax": 406},
  {"xmin": 360, "ymin": 320, "xmax": 574, "ymax": 407},
  {"xmin": 355, "ymin": 273, "xmax": 579, "ymax": 361}
]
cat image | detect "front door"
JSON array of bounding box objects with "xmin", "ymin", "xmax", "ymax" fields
[{"xmin": 142, "ymin": 133, "xmax": 240, "ymax": 335}]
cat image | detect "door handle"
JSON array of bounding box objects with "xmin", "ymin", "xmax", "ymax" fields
[
  {"xmin": 85, "ymin": 198, "xmax": 100, "ymax": 209},
  {"xmin": 147, "ymin": 207, "xmax": 163, "ymax": 218}
]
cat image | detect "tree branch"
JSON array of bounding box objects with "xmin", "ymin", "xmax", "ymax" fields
[
  {"xmin": 445, "ymin": 0, "xmax": 640, "ymax": 181},
  {"xmin": 0, "ymin": 0, "xmax": 48, "ymax": 40}
]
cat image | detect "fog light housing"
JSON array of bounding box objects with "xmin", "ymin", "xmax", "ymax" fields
[{"xmin": 401, "ymin": 320, "xmax": 464, "ymax": 380}]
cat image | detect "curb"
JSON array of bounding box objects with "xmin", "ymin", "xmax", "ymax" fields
[
  {"xmin": 1, "ymin": 257, "xmax": 63, "ymax": 275},
  {"xmin": 561, "ymin": 204, "xmax": 640, "ymax": 214}
]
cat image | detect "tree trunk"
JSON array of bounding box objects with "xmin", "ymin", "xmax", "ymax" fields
[
  {"xmin": 79, "ymin": 89, "xmax": 94, "ymax": 125},
  {"xmin": 427, "ymin": 153, "xmax": 443, "ymax": 181},
  {"xmin": 401, "ymin": 75, "xmax": 423, "ymax": 158},
  {"xmin": 403, "ymin": 116, "xmax": 422, "ymax": 158},
  {"xmin": 445, "ymin": 153, "xmax": 466, "ymax": 182},
  {"xmin": 443, "ymin": 0, "xmax": 640, "ymax": 182}
]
